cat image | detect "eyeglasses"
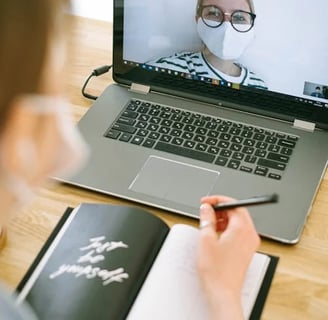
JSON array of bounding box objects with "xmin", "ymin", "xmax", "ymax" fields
[{"xmin": 198, "ymin": 5, "xmax": 256, "ymax": 33}]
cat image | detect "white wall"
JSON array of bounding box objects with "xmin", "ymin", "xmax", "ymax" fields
[
  {"xmin": 71, "ymin": 0, "xmax": 113, "ymax": 22},
  {"xmin": 123, "ymin": 0, "xmax": 328, "ymax": 97}
]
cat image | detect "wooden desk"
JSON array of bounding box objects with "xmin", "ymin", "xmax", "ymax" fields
[{"xmin": 0, "ymin": 16, "xmax": 327, "ymax": 320}]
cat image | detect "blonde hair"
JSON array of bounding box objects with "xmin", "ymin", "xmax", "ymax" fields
[{"xmin": 196, "ymin": 0, "xmax": 255, "ymax": 15}]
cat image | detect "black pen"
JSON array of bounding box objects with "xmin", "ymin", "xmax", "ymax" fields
[{"xmin": 212, "ymin": 193, "xmax": 279, "ymax": 211}]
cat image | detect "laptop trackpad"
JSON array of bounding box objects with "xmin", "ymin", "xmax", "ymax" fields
[{"xmin": 129, "ymin": 156, "xmax": 220, "ymax": 208}]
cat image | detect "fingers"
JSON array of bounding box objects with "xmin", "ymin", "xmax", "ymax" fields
[
  {"xmin": 197, "ymin": 203, "xmax": 218, "ymax": 273},
  {"xmin": 201, "ymin": 195, "xmax": 244, "ymax": 232},
  {"xmin": 200, "ymin": 195, "xmax": 260, "ymax": 240},
  {"xmin": 201, "ymin": 194, "xmax": 235, "ymax": 205},
  {"xmin": 199, "ymin": 203, "xmax": 217, "ymax": 237}
]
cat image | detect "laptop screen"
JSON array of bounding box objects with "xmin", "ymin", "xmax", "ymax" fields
[{"xmin": 113, "ymin": 0, "xmax": 328, "ymax": 128}]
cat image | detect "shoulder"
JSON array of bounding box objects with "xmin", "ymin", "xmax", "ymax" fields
[
  {"xmin": 243, "ymin": 67, "xmax": 268, "ymax": 90},
  {"xmin": 151, "ymin": 51, "xmax": 202, "ymax": 63},
  {"xmin": 148, "ymin": 51, "xmax": 204, "ymax": 73}
]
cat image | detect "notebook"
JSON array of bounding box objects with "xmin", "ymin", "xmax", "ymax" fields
[{"xmin": 56, "ymin": 0, "xmax": 328, "ymax": 244}]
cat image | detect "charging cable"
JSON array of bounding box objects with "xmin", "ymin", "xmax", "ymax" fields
[{"xmin": 81, "ymin": 65, "xmax": 112, "ymax": 100}]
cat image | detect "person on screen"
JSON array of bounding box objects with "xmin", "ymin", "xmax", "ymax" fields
[
  {"xmin": 149, "ymin": 0, "xmax": 267, "ymax": 90},
  {"xmin": 0, "ymin": 0, "xmax": 259, "ymax": 319},
  {"xmin": 310, "ymin": 86, "xmax": 324, "ymax": 98}
]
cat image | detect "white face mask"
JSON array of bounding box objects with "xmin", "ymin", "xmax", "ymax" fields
[
  {"xmin": 0, "ymin": 95, "xmax": 89, "ymax": 205},
  {"xmin": 197, "ymin": 20, "xmax": 255, "ymax": 60}
]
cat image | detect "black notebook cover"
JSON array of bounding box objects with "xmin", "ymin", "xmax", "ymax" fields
[
  {"xmin": 17, "ymin": 204, "xmax": 170, "ymax": 320},
  {"xmin": 17, "ymin": 205, "xmax": 278, "ymax": 320}
]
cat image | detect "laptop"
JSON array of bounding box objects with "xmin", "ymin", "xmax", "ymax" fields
[{"xmin": 57, "ymin": 0, "xmax": 328, "ymax": 244}]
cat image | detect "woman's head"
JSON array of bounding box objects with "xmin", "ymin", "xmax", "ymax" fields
[
  {"xmin": 0, "ymin": 0, "xmax": 88, "ymax": 215},
  {"xmin": 0, "ymin": 0, "xmax": 69, "ymax": 131},
  {"xmin": 195, "ymin": 0, "xmax": 256, "ymax": 62}
]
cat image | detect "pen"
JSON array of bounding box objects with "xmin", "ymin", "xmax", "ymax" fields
[{"xmin": 212, "ymin": 193, "xmax": 279, "ymax": 211}]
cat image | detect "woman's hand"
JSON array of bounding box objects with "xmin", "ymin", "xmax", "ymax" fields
[{"xmin": 196, "ymin": 195, "xmax": 260, "ymax": 320}]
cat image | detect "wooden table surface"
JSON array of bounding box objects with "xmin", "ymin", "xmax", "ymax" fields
[{"xmin": 0, "ymin": 16, "xmax": 327, "ymax": 320}]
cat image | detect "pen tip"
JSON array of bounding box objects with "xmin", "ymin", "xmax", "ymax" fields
[{"xmin": 272, "ymin": 193, "xmax": 279, "ymax": 203}]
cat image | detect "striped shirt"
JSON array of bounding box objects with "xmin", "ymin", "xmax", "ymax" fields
[{"xmin": 149, "ymin": 51, "xmax": 268, "ymax": 90}]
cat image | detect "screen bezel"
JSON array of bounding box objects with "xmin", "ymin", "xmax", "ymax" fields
[{"xmin": 112, "ymin": 0, "xmax": 328, "ymax": 130}]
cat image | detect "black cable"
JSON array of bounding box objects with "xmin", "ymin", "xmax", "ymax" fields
[{"xmin": 82, "ymin": 65, "xmax": 112, "ymax": 100}]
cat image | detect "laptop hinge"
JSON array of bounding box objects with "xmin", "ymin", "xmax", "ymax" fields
[
  {"xmin": 293, "ymin": 119, "xmax": 316, "ymax": 132},
  {"xmin": 129, "ymin": 83, "xmax": 150, "ymax": 95}
]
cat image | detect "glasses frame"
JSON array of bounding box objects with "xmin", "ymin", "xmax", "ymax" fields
[{"xmin": 198, "ymin": 5, "xmax": 256, "ymax": 33}]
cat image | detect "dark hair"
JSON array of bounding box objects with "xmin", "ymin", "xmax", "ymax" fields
[
  {"xmin": 0, "ymin": 0, "xmax": 70, "ymax": 132},
  {"xmin": 315, "ymin": 86, "xmax": 321, "ymax": 90}
]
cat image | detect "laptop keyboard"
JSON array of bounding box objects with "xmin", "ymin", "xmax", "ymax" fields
[{"xmin": 105, "ymin": 99, "xmax": 299, "ymax": 180}]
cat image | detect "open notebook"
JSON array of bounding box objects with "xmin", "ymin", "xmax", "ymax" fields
[
  {"xmin": 55, "ymin": 0, "xmax": 328, "ymax": 243},
  {"xmin": 16, "ymin": 204, "xmax": 279, "ymax": 319}
]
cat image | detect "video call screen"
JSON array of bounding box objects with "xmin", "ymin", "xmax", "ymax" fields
[{"xmin": 122, "ymin": 0, "xmax": 328, "ymax": 107}]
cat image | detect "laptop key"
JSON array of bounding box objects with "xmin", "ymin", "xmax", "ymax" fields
[
  {"xmin": 149, "ymin": 132, "xmax": 160, "ymax": 140},
  {"xmin": 278, "ymin": 139, "xmax": 296, "ymax": 148},
  {"xmin": 255, "ymin": 149, "xmax": 267, "ymax": 158},
  {"xmin": 215, "ymin": 156, "xmax": 228, "ymax": 166},
  {"xmin": 281, "ymin": 147, "xmax": 293, "ymax": 156},
  {"xmin": 258, "ymin": 158, "xmax": 286, "ymax": 170},
  {"xmin": 117, "ymin": 117, "xmax": 136, "ymax": 125},
  {"xmin": 242, "ymin": 146, "xmax": 254, "ymax": 154},
  {"xmin": 155, "ymin": 142, "xmax": 215, "ymax": 163},
  {"xmin": 195, "ymin": 143, "xmax": 208, "ymax": 152},
  {"xmin": 268, "ymin": 144, "xmax": 280, "ymax": 152},
  {"xmin": 148, "ymin": 124, "xmax": 159, "ymax": 131},
  {"xmin": 172, "ymin": 137, "xmax": 183, "ymax": 145},
  {"xmin": 184, "ymin": 140, "xmax": 196, "ymax": 149},
  {"xmin": 254, "ymin": 166, "xmax": 269, "ymax": 176},
  {"xmin": 131, "ymin": 136, "xmax": 144, "ymax": 145},
  {"xmin": 142, "ymin": 139, "xmax": 155, "ymax": 148},
  {"xmin": 208, "ymin": 146, "xmax": 220, "ymax": 154},
  {"xmin": 122, "ymin": 110, "xmax": 138, "ymax": 118},
  {"xmin": 240, "ymin": 166, "xmax": 253, "ymax": 173},
  {"xmin": 227, "ymin": 160, "xmax": 240, "ymax": 170},
  {"xmin": 268, "ymin": 173, "xmax": 282, "ymax": 180},
  {"xmin": 194, "ymin": 135, "xmax": 205, "ymax": 142},
  {"xmin": 287, "ymin": 135, "xmax": 298, "ymax": 141},
  {"xmin": 232, "ymin": 152, "xmax": 244, "ymax": 160},
  {"xmin": 245, "ymin": 155, "xmax": 257, "ymax": 163},
  {"xmin": 105, "ymin": 129, "xmax": 120, "ymax": 139},
  {"xmin": 220, "ymin": 149, "xmax": 232, "ymax": 157},
  {"xmin": 112, "ymin": 123, "xmax": 137, "ymax": 134},
  {"xmin": 135, "ymin": 121, "xmax": 147, "ymax": 129},
  {"xmin": 267, "ymin": 152, "xmax": 289, "ymax": 163},
  {"xmin": 119, "ymin": 133, "xmax": 132, "ymax": 142},
  {"xmin": 136, "ymin": 129, "xmax": 149, "ymax": 137},
  {"xmin": 160, "ymin": 135, "xmax": 172, "ymax": 143}
]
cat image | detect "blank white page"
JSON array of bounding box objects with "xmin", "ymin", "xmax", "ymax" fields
[{"xmin": 127, "ymin": 224, "xmax": 270, "ymax": 320}]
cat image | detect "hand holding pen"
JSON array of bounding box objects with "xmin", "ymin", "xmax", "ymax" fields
[
  {"xmin": 197, "ymin": 194, "xmax": 268, "ymax": 319},
  {"xmin": 200, "ymin": 193, "xmax": 278, "ymax": 232}
]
